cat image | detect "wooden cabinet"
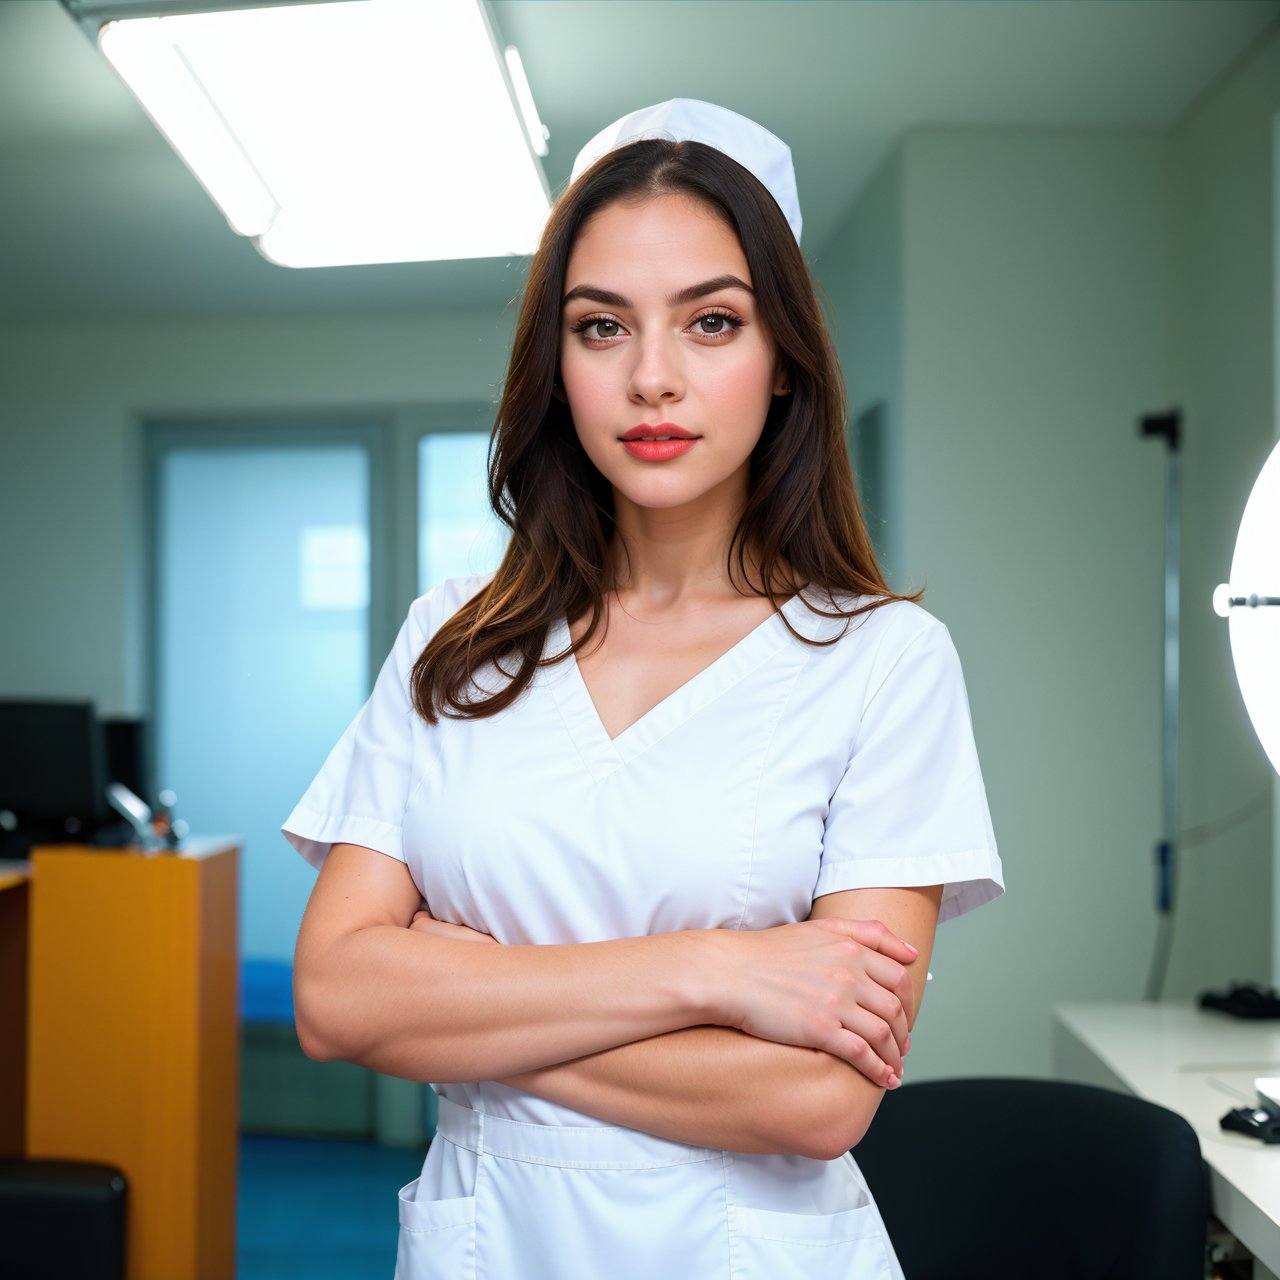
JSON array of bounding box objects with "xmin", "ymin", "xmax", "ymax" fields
[{"xmin": 3, "ymin": 841, "xmax": 238, "ymax": 1280}]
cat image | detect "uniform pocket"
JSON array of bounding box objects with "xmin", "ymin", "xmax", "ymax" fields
[
  {"xmin": 731, "ymin": 1202, "xmax": 893, "ymax": 1280},
  {"xmin": 393, "ymin": 1177, "xmax": 476, "ymax": 1280}
]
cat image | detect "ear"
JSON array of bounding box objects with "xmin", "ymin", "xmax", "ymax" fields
[
  {"xmin": 551, "ymin": 371, "xmax": 568, "ymax": 404},
  {"xmin": 772, "ymin": 365, "xmax": 792, "ymax": 397}
]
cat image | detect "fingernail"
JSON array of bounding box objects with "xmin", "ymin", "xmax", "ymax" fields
[
  {"xmin": 904, "ymin": 942, "xmax": 919, "ymax": 954},
  {"xmin": 887, "ymin": 1073, "xmax": 901, "ymax": 1089}
]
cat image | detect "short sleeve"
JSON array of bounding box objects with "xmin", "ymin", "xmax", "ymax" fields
[
  {"xmin": 281, "ymin": 598, "xmax": 430, "ymax": 872},
  {"xmin": 815, "ymin": 617, "xmax": 1004, "ymax": 924}
]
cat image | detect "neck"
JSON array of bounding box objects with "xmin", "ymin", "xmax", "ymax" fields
[{"xmin": 605, "ymin": 481, "xmax": 793, "ymax": 610}]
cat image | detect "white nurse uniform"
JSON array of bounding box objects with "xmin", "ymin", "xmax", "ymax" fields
[{"xmin": 283, "ymin": 573, "xmax": 1004, "ymax": 1280}]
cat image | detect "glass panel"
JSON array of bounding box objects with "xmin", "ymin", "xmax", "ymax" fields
[
  {"xmin": 157, "ymin": 444, "xmax": 369, "ymax": 961},
  {"xmin": 418, "ymin": 432, "xmax": 508, "ymax": 594}
]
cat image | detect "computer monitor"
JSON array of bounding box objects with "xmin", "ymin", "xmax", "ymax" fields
[
  {"xmin": 0, "ymin": 699, "xmax": 110, "ymax": 834},
  {"xmin": 101, "ymin": 715, "xmax": 153, "ymax": 812}
]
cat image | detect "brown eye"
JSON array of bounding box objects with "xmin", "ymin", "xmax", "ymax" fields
[
  {"xmin": 571, "ymin": 316, "xmax": 623, "ymax": 343},
  {"xmin": 691, "ymin": 311, "xmax": 743, "ymax": 340}
]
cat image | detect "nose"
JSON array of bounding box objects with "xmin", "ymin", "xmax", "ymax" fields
[{"xmin": 626, "ymin": 327, "xmax": 685, "ymax": 406}]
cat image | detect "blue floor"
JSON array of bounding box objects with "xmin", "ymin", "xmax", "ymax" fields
[{"xmin": 238, "ymin": 1131, "xmax": 427, "ymax": 1280}]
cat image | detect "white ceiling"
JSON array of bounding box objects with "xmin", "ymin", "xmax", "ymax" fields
[{"xmin": 1, "ymin": 0, "xmax": 1277, "ymax": 321}]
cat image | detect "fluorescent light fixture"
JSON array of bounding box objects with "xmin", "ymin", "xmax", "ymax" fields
[
  {"xmin": 504, "ymin": 45, "xmax": 549, "ymax": 158},
  {"xmin": 92, "ymin": 0, "xmax": 551, "ymax": 267}
]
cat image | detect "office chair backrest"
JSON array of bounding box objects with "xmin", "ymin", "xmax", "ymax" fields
[{"xmin": 853, "ymin": 1077, "xmax": 1208, "ymax": 1280}]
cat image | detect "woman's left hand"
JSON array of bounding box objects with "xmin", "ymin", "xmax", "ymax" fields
[{"xmin": 408, "ymin": 910, "xmax": 498, "ymax": 944}]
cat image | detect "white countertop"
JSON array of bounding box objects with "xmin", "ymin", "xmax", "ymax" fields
[{"xmin": 1055, "ymin": 1002, "xmax": 1280, "ymax": 1275}]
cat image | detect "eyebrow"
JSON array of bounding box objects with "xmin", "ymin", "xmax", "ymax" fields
[{"xmin": 561, "ymin": 273, "xmax": 755, "ymax": 310}]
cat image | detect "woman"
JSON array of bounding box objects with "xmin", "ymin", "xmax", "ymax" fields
[{"xmin": 284, "ymin": 99, "xmax": 1003, "ymax": 1280}]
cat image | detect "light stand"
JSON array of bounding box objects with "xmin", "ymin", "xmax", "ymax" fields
[{"xmin": 1139, "ymin": 409, "xmax": 1181, "ymax": 1001}]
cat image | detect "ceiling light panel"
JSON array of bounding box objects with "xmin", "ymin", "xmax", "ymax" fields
[{"xmin": 97, "ymin": 0, "xmax": 551, "ymax": 267}]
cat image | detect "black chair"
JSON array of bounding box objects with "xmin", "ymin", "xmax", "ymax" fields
[
  {"xmin": 853, "ymin": 1077, "xmax": 1208, "ymax": 1279},
  {"xmin": 0, "ymin": 1158, "xmax": 128, "ymax": 1280}
]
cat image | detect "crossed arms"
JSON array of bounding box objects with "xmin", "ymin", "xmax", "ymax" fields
[{"xmin": 294, "ymin": 842, "xmax": 942, "ymax": 1160}]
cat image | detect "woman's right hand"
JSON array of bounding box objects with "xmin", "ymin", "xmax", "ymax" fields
[{"xmin": 709, "ymin": 918, "xmax": 918, "ymax": 1088}]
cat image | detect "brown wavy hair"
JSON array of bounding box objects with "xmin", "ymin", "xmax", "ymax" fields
[{"xmin": 410, "ymin": 137, "xmax": 922, "ymax": 724}]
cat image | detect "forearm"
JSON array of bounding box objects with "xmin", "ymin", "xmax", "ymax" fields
[
  {"xmin": 315, "ymin": 888, "xmax": 929, "ymax": 1109},
  {"xmin": 500, "ymin": 1026, "xmax": 880, "ymax": 1159},
  {"xmin": 497, "ymin": 886, "xmax": 943, "ymax": 1159},
  {"xmin": 296, "ymin": 926, "xmax": 717, "ymax": 1082}
]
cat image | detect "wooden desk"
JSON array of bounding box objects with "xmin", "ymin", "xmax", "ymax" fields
[
  {"xmin": 0, "ymin": 841, "xmax": 238, "ymax": 1280},
  {"xmin": 1055, "ymin": 1002, "xmax": 1280, "ymax": 1279}
]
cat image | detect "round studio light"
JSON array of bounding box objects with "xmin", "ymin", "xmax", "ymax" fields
[{"xmin": 1217, "ymin": 439, "xmax": 1280, "ymax": 774}]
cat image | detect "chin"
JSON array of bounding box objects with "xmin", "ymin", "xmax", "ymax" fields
[
  {"xmin": 614, "ymin": 481, "xmax": 706, "ymax": 511},
  {"xmin": 613, "ymin": 467, "xmax": 748, "ymax": 515}
]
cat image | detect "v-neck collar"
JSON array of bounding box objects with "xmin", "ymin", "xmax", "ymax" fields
[{"xmin": 542, "ymin": 586, "xmax": 822, "ymax": 779}]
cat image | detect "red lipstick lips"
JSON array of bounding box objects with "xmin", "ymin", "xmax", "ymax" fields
[
  {"xmin": 620, "ymin": 425, "xmax": 699, "ymax": 461},
  {"xmin": 620, "ymin": 423, "xmax": 698, "ymax": 441}
]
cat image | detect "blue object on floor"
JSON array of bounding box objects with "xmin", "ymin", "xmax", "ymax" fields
[{"xmin": 238, "ymin": 1130, "xmax": 426, "ymax": 1280}]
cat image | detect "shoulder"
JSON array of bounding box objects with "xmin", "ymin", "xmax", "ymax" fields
[
  {"xmin": 795, "ymin": 588, "xmax": 961, "ymax": 704},
  {"xmin": 798, "ymin": 586, "xmax": 946, "ymax": 656},
  {"xmin": 405, "ymin": 572, "xmax": 497, "ymax": 639},
  {"xmin": 388, "ymin": 573, "xmax": 497, "ymax": 685}
]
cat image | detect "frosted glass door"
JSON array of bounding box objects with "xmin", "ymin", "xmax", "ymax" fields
[
  {"xmin": 418, "ymin": 432, "xmax": 508, "ymax": 593},
  {"xmin": 157, "ymin": 444, "xmax": 370, "ymax": 961}
]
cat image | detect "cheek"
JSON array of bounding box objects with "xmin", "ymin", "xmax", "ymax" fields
[
  {"xmin": 709, "ymin": 358, "xmax": 777, "ymax": 422},
  {"xmin": 561, "ymin": 369, "xmax": 615, "ymax": 465},
  {"xmin": 560, "ymin": 355, "xmax": 606, "ymax": 417}
]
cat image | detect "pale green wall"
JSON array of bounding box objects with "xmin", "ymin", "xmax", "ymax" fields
[
  {"xmin": 0, "ymin": 310, "xmax": 515, "ymax": 716},
  {"xmin": 816, "ymin": 25, "xmax": 1280, "ymax": 1078},
  {"xmin": 901, "ymin": 127, "xmax": 1175, "ymax": 1079}
]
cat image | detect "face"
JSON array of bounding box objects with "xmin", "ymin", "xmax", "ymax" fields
[{"xmin": 558, "ymin": 193, "xmax": 788, "ymax": 524}]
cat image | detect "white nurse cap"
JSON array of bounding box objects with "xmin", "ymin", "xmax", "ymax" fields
[{"xmin": 568, "ymin": 99, "xmax": 803, "ymax": 246}]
